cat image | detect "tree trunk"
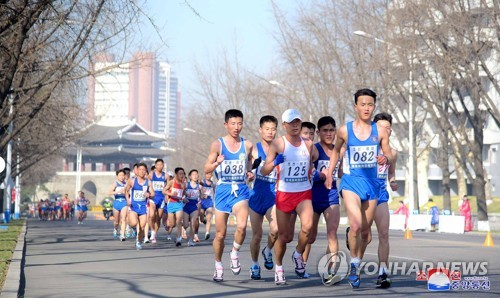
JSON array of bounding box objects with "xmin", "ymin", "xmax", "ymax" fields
[{"xmin": 440, "ymin": 132, "xmax": 451, "ymax": 212}]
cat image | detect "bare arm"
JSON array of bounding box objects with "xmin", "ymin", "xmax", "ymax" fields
[
  {"xmin": 325, "ymin": 126, "xmax": 347, "ymax": 189},
  {"xmin": 246, "ymin": 141, "xmax": 255, "ymax": 181},
  {"xmin": 147, "ymin": 180, "xmax": 155, "ymax": 198},
  {"xmin": 125, "ymin": 179, "xmax": 133, "ymax": 206},
  {"xmin": 260, "ymin": 138, "xmax": 282, "ymax": 176},
  {"xmin": 204, "ymin": 140, "xmax": 224, "ymax": 174},
  {"xmin": 378, "ymin": 129, "xmax": 394, "ymax": 165},
  {"xmin": 388, "ymin": 149, "xmax": 398, "ymax": 191}
]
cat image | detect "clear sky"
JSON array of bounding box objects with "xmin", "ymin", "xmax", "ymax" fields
[{"xmin": 141, "ymin": 0, "xmax": 300, "ymax": 104}]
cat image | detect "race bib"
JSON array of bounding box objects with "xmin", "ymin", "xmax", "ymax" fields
[
  {"xmin": 185, "ymin": 188, "xmax": 200, "ymax": 200},
  {"xmin": 115, "ymin": 186, "xmax": 124, "ymax": 194},
  {"xmin": 170, "ymin": 187, "xmax": 183, "ymax": 199},
  {"xmin": 220, "ymin": 159, "xmax": 246, "ymax": 181},
  {"xmin": 256, "ymin": 160, "xmax": 277, "ymax": 183},
  {"xmin": 152, "ymin": 181, "xmax": 165, "ymax": 191},
  {"xmin": 283, "ymin": 160, "xmax": 308, "ymax": 183},
  {"xmin": 202, "ymin": 186, "xmax": 213, "ymax": 197},
  {"xmin": 349, "ymin": 145, "xmax": 377, "ymax": 169},
  {"xmin": 133, "ymin": 190, "xmax": 146, "ymax": 201},
  {"xmin": 378, "ymin": 163, "xmax": 389, "ymax": 179}
]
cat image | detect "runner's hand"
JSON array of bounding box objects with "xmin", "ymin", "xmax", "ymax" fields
[{"xmin": 274, "ymin": 154, "xmax": 285, "ymax": 166}]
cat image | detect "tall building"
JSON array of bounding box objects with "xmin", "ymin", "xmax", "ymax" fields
[{"xmin": 88, "ymin": 52, "xmax": 180, "ymax": 137}]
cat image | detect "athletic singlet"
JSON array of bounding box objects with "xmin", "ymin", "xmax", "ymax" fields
[
  {"xmin": 255, "ymin": 142, "xmax": 277, "ymax": 184},
  {"xmin": 131, "ymin": 178, "xmax": 149, "ymax": 203},
  {"xmin": 114, "ymin": 180, "xmax": 126, "ymax": 201},
  {"xmin": 343, "ymin": 121, "xmax": 380, "ymax": 179},
  {"xmin": 55, "ymin": 200, "xmax": 61, "ymax": 207},
  {"xmin": 215, "ymin": 137, "xmax": 247, "ymax": 184},
  {"xmin": 185, "ymin": 181, "xmax": 201, "ymax": 201},
  {"xmin": 276, "ymin": 136, "xmax": 311, "ymax": 192},
  {"xmin": 78, "ymin": 198, "xmax": 88, "ymax": 206},
  {"xmin": 151, "ymin": 171, "xmax": 166, "ymax": 199},
  {"xmin": 169, "ymin": 179, "xmax": 184, "ymax": 202},
  {"xmin": 200, "ymin": 179, "xmax": 214, "ymax": 199},
  {"xmin": 313, "ymin": 143, "xmax": 339, "ymax": 186}
]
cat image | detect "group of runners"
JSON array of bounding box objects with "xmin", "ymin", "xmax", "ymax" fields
[
  {"xmin": 108, "ymin": 161, "xmax": 216, "ymax": 251},
  {"xmin": 96, "ymin": 87, "xmax": 397, "ymax": 289},
  {"xmin": 35, "ymin": 191, "xmax": 90, "ymax": 224},
  {"xmin": 202, "ymin": 88, "xmax": 398, "ymax": 289}
]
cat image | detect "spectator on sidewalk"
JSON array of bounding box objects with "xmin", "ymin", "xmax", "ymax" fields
[
  {"xmin": 425, "ymin": 199, "xmax": 439, "ymax": 232},
  {"xmin": 393, "ymin": 200, "xmax": 409, "ymax": 229},
  {"xmin": 460, "ymin": 195, "xmax": 473, "ymax": 232}
]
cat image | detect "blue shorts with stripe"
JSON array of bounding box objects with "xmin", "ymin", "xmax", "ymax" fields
[
  {"xmin": 339, "ymin": 174, "xmax": 380, "ymax": 202},
  {"xmin": 215, "ymin": 183, "xmax": 250, "ymax": 214}
]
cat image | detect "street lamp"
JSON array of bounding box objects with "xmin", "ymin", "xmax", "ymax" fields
[{"xmin": 354, "ymin": 30, "xmax": 416, "ymax": 213}]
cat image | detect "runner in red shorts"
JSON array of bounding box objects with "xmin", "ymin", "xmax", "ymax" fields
[{"xmin": 261, "ymin": 108, "xmax": 318, "ymax": 285}]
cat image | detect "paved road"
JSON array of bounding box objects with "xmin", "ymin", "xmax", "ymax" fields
[{"xmin": 22, "ymin": 214, "xmax": 499, "ymax": 297}]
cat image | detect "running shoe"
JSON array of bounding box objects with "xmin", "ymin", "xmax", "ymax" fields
[
  {"xmin": 302, "ymin": 272, "xmax": 310, "ymax": 279},
  {"xmin": 176, "ymin": 237, "xmax": 182, "ymax": 247},
  {"xmin": 125, "ymin": 229, "xmax": 131, "ymax": 238},
  {"xmin": 230, "ymin": 253, "xmax": 242, "ymax": 275},
  {"xmin": 113, "ymin": 229, "xmax": 118, "ymax": 238},
  {"xmin": 205, "ymin": 232, "xmax": 210, "ymax": 240},
  {"xmin": 151, "ymin": 237, "xmax": 157, "ymax": 244},
  {"xmin": 136, "ymin": 241, "xmax": 142, "ymax": 251},
  {"xmin": 250, "ymin": 264, "xmax": 261, "ymax": 280},
  {"xmin": 292, "ymin": 253, "xmax": 305, "ymax": 278},
  {"xmin": 143, "ymin": 237, "xmax": 150, "ymax": 244},
  {"xmin": 213, "ymin": 267, "xmax": 224, "ymax": 282},
  {"xmin": 323, "ymin": 271, "xmax": 343, "ymax": 286},
  {"xmin": 120, "ymin": 235, "xmax": 126, "ymax": 242},
  {"xmin": 194, "ymin": 234, "xmax": 200, "ymax": 242},
  {"xmin": 131, "ymin": 229, "xmax": 137, "ymax": 237},
  {"xmin": 188, "ymin": 239, "xmax": 195, "ymax": 247},
  {"xmin": 261, "ymin": 248, "xmax": 274, "ymax": 270},
  {"xmin": 346, "ymin": 226, "xmax": 350, "ymax": 251},
  {"xmin": 167, "ymin": 234, "xmax": 172, "ymax": 241},
  {"xmin": 275, "ymin": 269, "xmax": 286, "ymax": 285},
  {"xmin": 376, "ymin": 273, "xmax": 392, "ymax": 288},
  {"xmin": 348, "ymin": 263, "xmax": 361, "ymax": 288}
]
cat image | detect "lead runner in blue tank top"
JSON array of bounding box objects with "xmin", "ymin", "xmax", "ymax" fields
[
  {"xmin": 149, "ymin": 159, "xmax": 167, "ymax": 244},
  {"xmin": 125, "ymin": 163, "xmax": 155, "ymax": 251},
  {"xmin": 204, "ymin": 109, "xmax": 254, "ymax": 282},
  {"xmin": 248, "ymin": 115, "xmax": 279, "ymax": 280},
  {"xmin": 324, "ymin": 89, "xmax": 394, "ymax": 289}
]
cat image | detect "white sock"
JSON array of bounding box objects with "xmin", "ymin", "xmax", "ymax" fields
[
  {"xmin": 253, "ymin": 261, "xmax": 259, "ymax": 267},
  {"xmin": 231, "ymin": 249, "xmax": 238, "ymax": 257},
  {"xmin": 379, "ymin": 264, "xmax": 388, "ymax": 275},
  {"xmin": 351, "ymin": 257, "xmax": 361, "ymax": 266},
  {"xmin": 264, "ymin": 246, "xmax": 271, "ymax": 256},
  {"xmin": 215, "ymin": 261, "xmax": 223, "ymax": 269},
  {"xmin": 293, "ymin": 250, "xmax": 301, "ymax": 258},
  {"xmin": 276, "ymin": 265, "xmax": 283, "ymax": 272}
]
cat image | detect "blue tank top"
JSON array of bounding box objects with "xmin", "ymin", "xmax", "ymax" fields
[
  {"xmin": 151, "ymin": 171, "xmax": 166, "ymax": 200},
  {"xmin": 185, "ymin": 181, "xmax": 201, "ymax": 201},
  {"xmin": 200, "ymin": 179, "xmax": 214, "ymax": 199},
  {"xmin": 313, "ymin": 143, "xmax": 338, "ymax": 188},
  {"xmin": 344, "ymin": 121, "xmax": 380, "ymax": 179},
  {"xmin": 114, "ymin": 181, "xmax": 126, "ymax": 201},
  {"xmin": 215, "ymin": 137, "xmax": 247, "ymax": 184},
  {"xmin": 131, "ymin": 178, "xmax": 149, "ymax": 204},
  {"xmin": 254, "ymin": 142, "xmax": 277, "ymax": 191}
]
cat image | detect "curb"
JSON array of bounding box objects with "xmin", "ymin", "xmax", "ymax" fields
[{"xmin": 2, "ymin": 221, "xmax": 27, "ymax": 298}]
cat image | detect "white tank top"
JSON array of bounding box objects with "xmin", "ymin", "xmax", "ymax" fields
[{"xmin": 276, "ymin": 136, "xmax": 312, "ymax": 192}]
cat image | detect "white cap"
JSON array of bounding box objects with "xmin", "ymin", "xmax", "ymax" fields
[{"xmin": 282, "ymin": 108, "xmax": 302, "ymax": 123}]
